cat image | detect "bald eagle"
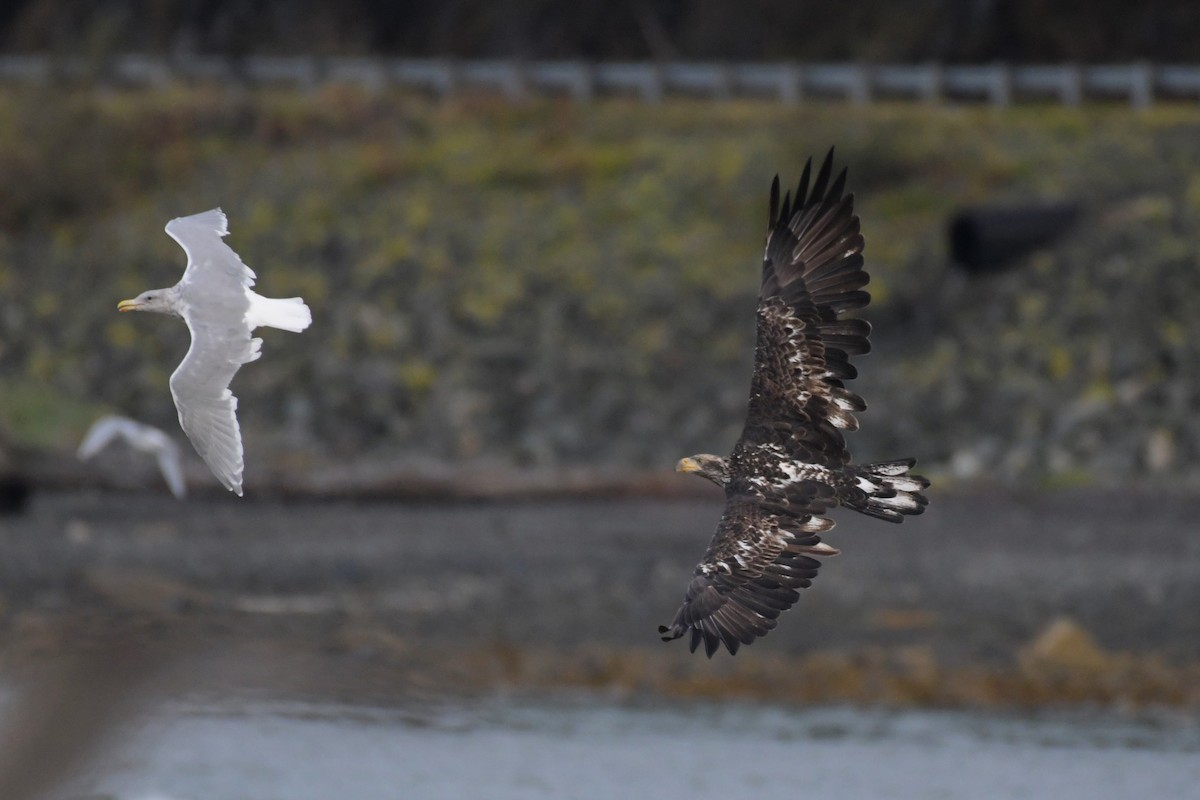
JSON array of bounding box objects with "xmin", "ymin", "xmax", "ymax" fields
[{"xmin": 660, "ymin": 149, "xmax": 929, "ymax": 657}]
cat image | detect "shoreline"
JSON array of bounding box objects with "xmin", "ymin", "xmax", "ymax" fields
[{"xmin": 2, "ymin": 487, "xmax": 1199, "ymax": 709}]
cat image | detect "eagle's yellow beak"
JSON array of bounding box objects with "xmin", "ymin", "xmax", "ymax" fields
[
  {"xmin": 676, "ymin": 457, "xmax": 700, "ymax": 474},
  {"xmin": 117, "ymin": 298, "xmax": 139, "ymax": 312}
]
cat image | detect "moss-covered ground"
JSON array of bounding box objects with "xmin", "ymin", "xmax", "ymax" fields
[{"xmin": 3, "ymin": 87, "xmax": 1199, "ymax": 486}]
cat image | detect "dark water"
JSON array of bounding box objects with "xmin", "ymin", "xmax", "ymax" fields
[{"xmin": 67, "ymin": 697, "xmax": 1200, "ymax": 800}]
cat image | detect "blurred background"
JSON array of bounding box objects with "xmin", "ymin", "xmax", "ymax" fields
[{"xmin": 2, "ymin": 2, "xmax": 1200, "ymax": 799}]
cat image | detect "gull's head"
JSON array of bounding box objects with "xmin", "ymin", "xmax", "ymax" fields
[
  {"xmin": 118, "ymin": 289, "xmax": 176, "ymax": 316},
  {"xmin": 676, "ymin": 454, "xmax": 730, "ymax": 488}
]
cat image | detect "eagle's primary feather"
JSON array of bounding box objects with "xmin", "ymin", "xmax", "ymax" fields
[{"xmin": 662, "ymin": 149, "xmax": 929, "ymax": 657}]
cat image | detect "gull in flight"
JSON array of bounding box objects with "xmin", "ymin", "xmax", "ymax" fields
[
  {"xmin": 77, "ymin": 415, "xmax": 187, "ymax": 499},
  {"xmin": 118, "ymin": 209, "xmax": 312, "ymax": 496}
]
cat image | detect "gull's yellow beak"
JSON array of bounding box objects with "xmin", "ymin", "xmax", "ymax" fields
[
  {"xmin": 676, "ymin": 457, "xmax": 700, "ymax": 474},
  {"xmin": 117, "ymin": 298, "xmax": 139, "ymax": 312}
]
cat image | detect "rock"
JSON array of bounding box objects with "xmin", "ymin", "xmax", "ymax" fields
[{"xmin": 1019, "ymin": 617, "xmax": 1112, "ymax": 673}]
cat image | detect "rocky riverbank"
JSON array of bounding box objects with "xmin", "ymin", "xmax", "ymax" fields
[{"xmin": 3, "ymin": 486, "xmax": 1198, "ymax": 709}]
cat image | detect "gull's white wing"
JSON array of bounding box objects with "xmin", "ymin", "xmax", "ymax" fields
[
  {"xmin": 169, "ymin": 322, "xmax": 260, "ymax": 496},
  {"xmin": 77, "ymin": 415, "xmax": 134, "ymax": 459},
  {"xmin": 164, "ymin": 211, "xmax": 262, "ymax": 496},
  {"xmin": 78, "ymin": 415, "xmax": 188, "ymax": 499},
  {"xmin": 79, "ymin": 415, "xmax": 177, "ymax": 459},
  {"xmin": 153, "ymin": 438, "xmax": 187, "ymax": 499},
  {"xmin": 128, "ymin": 423, "xmax": 188, "ymax": 499},
  {"xmin": 165, "ymin": 209, "xmax": 257, "ymax": 290}
]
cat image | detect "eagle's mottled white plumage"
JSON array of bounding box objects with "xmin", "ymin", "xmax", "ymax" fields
[{"xmin": 661, "ymin": 150, "xmax": 929, "ymax": 657}]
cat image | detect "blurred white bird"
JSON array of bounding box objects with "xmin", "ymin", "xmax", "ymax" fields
[
  {"xmin": 117, "ymin": 209, "xmax": 312, "ymax": 496},
  {"xmin": 77, "ymin": 415, "xmax": 187, "ymax": 499}
]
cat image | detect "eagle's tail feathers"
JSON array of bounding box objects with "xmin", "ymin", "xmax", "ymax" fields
[{"xmin": 844, "ymin": 459, "xmax": 930, "ymax": 523}]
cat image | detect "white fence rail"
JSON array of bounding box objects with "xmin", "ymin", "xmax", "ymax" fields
[{"xmin": 1, "ymin": 55, "xmax": 1198, "ymax": 107}]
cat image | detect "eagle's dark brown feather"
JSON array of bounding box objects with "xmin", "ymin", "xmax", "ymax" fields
[
  {"xmin": 663, "ymin": 149, "xmax": 929, "ymax": 657},
  {"xmin": 658, "ymin": 497, "xmax": 838, "ymax": 657}
]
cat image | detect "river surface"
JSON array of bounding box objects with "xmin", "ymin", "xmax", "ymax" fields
[
  {"xmin": 65, "ymin": 696, "xmax": 1200, "ymax": 800},
  {"xmin": 6, "ymin": 490, "xmax": 1200, "ymax": 798}
]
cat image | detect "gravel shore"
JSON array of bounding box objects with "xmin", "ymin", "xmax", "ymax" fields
[{"xmin": 2, "ymin": 485, "xmax": 1198, "ymax": 708}]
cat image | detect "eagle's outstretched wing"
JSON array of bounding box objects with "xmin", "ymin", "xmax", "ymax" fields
[
  {"xmin": 741, "ymin": 148, "xmax": 871, "ymax": 469},
  {"xmin": 658, "ymin": 495, "xmax": 839, "ymax": 657}
]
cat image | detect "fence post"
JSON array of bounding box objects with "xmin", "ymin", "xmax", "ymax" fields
[
  {"xmin": 712, "ymin": 63, "xmax": 732, "ymax": 100},
  {"xmin": 1061, "ymin": 64, "xmax": 1082, "ymax": 106},
  {"xmin": 570, "ymin": 61, "xmax": 594, "ymax": 103},
  {"xmin": 1130, "ymin": 61, "xmax": 1153, "ymax": 109},
  {"xmin": 849, "ymin": 64, "xmax": 870, "ymax": 105},
  {"xmin": 438, "ymin": 58, "xmax": 459, "ymax": 99},
  {"xmin": 778, "ymin": 63, "xmax": 802, "ymax": 106},
  {"xmin": 921, "ymin": 62, "xmax": 942, "ymax": 104},
  {"xmin": 113, "ymin": 55, "xmax": 172, "ymax": 87},
  {"xmin": 502, "ymin": 61, "xmax": 527, "ymax": 102},
  {"xmin": 989, "ymin": 63, "xmax": 1012, "ymax": 107},
  {"xmin": 643, "ymin": 63, "xmax": 664, "ymax": 105}
]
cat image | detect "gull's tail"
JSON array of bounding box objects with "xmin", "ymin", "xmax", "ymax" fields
[{"xmin": 246, "ymin": 292, "xmax": 312, "ymax": 333}]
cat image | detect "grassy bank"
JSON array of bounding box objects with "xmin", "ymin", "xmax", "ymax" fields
[{"xmin": 3, "ymin": 87, "xmax": 1200, "ymax": 485}]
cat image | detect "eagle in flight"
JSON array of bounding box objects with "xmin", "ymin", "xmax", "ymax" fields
[{"xmin": 660, "ymin": 149, "xmax": 929, "ymax": 657}]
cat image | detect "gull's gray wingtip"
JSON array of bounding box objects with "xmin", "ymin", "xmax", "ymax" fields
[
  {"xmin": 210, "ymin": 207, "xmax": 229, "ymax": 236},
  {"xmin": 165, "ymin": 208, "xmax": 229, "ymax": 238}
]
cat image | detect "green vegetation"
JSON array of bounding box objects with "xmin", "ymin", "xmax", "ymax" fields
[{"xmin": 2, "ymin": 87, "xmax": 1199, "ymax": 483}]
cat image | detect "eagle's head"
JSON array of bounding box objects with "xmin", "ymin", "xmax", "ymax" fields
[{"xmin": 676, "ymin": 454, "xmax": 730, "ymax": 488}]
